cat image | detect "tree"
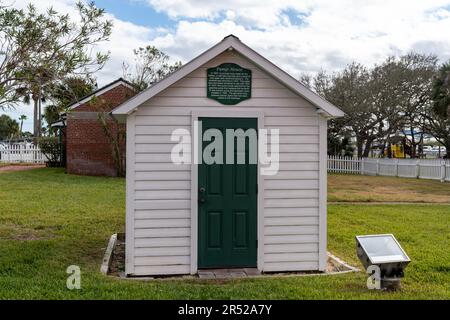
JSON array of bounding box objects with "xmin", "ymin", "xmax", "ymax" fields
[
  {"xmin": 432, "ymin": 62, "xmax": 450, "ymax": 118},
  {"xmin": 18, "ymin": 114, "xmax": 27, "ymax": 136},
  {"xmin": 43, "ymin": 76, "xmax": 96, "ymax": 129},
  {"xmin": 313, "ymin": 63, "xmax": 378, "ymax": 157},
  {"xmin": 123, "ymin": 45, "xmax": 182, "ymax": 91},
  {"xmin": 396, "ymin": 54, "xmax": 437, "ymax": 158},
  {"xmin": 0, "ymin": 1, "xmax": 112, "ymax": 137},
  {"xmin": 304, "ymin": 54, "xmax": 439, "ymax": 158},
  {"xmin": 427, "ymin": 61, "xmax": 450, "ymax": 158},
  {"xmin": 425, "ymin": 112, "xmax": 450, "ymax": 158},
  {"xmin": 301, "ymin": 71, "xmax": 355, "ymax": 156},
  {"xmin": 0, "ymin": 114, "xmax": 19, "ymax": 140}
]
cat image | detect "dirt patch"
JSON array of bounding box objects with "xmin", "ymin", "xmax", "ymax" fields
[
  {"xmin": 0, "ymin": 164, "xmax": 45, "ymax": 173},
  {"xmin": 328, "ymin": 174, "xmax": 450, "ymax": 203},
  {"xmin": 0, "ymin": 223, "xmax": 57, "ymax": 241}
]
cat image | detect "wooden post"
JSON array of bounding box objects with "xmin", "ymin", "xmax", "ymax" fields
[
  {"xmin": 441, "ymin": 160, "xmax": 446, "ymax": 183},
  {"xmin": 376, "ymin": 159, "xmax": 380, "ymax": 176}
]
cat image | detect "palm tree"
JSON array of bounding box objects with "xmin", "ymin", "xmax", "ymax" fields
[{"xmin": 19, "ymin": 115, "xmax": 27, "ymax": 137}]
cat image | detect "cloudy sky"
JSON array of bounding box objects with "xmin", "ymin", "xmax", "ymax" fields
[{"xmin": 3, "ymin": 0, "xmax": 450, "ymax": 131}]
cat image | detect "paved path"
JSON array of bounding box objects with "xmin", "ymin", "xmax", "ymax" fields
[{"xmin": 0, "ymin": 164, "xmax": 45, "ymax": 172}]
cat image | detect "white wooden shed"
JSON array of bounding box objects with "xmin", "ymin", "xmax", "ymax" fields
[{"xmin": 112, "ymin": 35, "xmax": 344, "ymax": 276}]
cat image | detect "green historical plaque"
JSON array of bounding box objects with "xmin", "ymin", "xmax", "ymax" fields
[{"xmin": 207, "ymin": 63, "xmax": 252, "ymax": 105}]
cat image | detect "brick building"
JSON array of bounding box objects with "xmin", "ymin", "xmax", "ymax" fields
[{"xmin": 55, "ymin": 78, "xmax": 137, "ymax": 177}]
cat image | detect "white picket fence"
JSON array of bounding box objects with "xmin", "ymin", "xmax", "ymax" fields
[
  {"xmin": 0, "ymin": 144, "xmax": 46, "ymax": 163},
  {"xmin": 328, "ymin": 155, "xmax": 450, "ymax": 182}
]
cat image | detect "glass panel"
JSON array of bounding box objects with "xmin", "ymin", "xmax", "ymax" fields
[{"xmin": 358, "ymin": 235, "xmax": 409, "ymax": 263}]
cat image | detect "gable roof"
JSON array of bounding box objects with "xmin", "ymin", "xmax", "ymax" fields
[
  {"xmin": 112, "ymin": 35, "xmax": 344, "ymax": 118},
  {"xmin": 66, "ymin": 78, "xmax": 135, "ymax": 111}
]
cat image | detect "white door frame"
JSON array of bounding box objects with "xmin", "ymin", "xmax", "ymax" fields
[{"xmin": 190, "ymin": 109, "xmax": 265, "ymax": 274}]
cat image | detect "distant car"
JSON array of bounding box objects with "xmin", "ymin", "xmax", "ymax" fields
[{"xmin": 422, "ymin": 146, "xmax": 433, "ymax": 152}]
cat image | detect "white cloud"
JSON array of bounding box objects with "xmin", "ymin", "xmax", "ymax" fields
[
  {"xmin": 3, "ymin": 0, "xmax": 450, "ymax": 132},
  {"xmin": 148, "ymin": 0, "xmax": 450, "ymax": 74}
]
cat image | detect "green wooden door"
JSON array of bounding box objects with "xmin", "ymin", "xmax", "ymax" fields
[{"xmin": 198, "ymin": 117, "xmax": 258, "ymax": 268}]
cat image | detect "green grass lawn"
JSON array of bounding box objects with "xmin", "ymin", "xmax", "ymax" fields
[{"xmin": 0, "ymin": 168, "xmax": 449, "ymax": 299}]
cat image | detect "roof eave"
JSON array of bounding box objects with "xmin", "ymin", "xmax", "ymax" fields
[{"xmin": 112, "ymin": 36, "xmax": 344, "ymax": 118}]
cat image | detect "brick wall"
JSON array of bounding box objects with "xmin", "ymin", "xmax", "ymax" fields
[
  {"xmin": 66, "ymin": 83, "xmax": 135, "ymax": 177},
  {"xmin": 73, "ymin": 83, "xmax": 135, "ymax": 112}
]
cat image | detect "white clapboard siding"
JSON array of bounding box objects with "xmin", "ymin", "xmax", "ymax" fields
[
  {"xmin": 264, "ymin": 261, "xmax": 319, "ymax": 272},
  {"xmin": 265, "ymin": 216, "xmax": 319, "ymax": 225},
  {"xmin": 143, "ymin": 97, "xmax": 307, "ymax": 108},
  {"xmin": 135, "ymin": 125, "xmax": 191, "ymax": 135},
  {"xmin": 135, "ymin": 153, "xmax": 192, "ymax": 163},
  {"xmin": 264, "ymin": 252, "xmax": 318, "ymax": 262},
  {"xmin": 264, "ymin": 243, "xmax": 318, "ymax": 253},
  {"xmin": 265, "ymin": 208, "xmax": 319, "ymax": 217},
  {"xmin": 265, "ymin": 116, "xmax": 319, "ymax": 126},
  {"xmin": 264, "ymin": 225, "xmax": 318, "ymax": 235},
  {"xmin": 268, "ymin": 126, "xmax": 319, "ymax": 135},
  {"xmin": 279, "ymin": 153, "xmax": 319, "ymax": 162},
  {"xmin": 265, "ymin": 179, "xmax": 319, "ymax": 190},
  {"xmin": 276, "ymin": 144, "xmax": 319, "ymax": 153},
  {"xmin": 135, "ymin": 256, "xmax": 190, "ymax": 266},
  {"xmin": 135, "ymin": 143, "xmax": 190, "ymax": 153},
  {"xmin": 275, "ymin": 135, "xmax": 319, "ymax": 144},
  {"xmin": 265, "ymin": 189, "xmax": 318, "ymax": 199},
  {"xmin": 135, "ymin": 115, "xmax": 191, "ymax": 126},
  {"xmin": 135, "ymin": 200, "xmax": 190, "ymax": 210},
  {"xmin": 135, "ymin": 181, "xmax": 190, "ymax": 190},
  {"xmin": 135, "ymin": 171, "xmax": 190, "ymax": 181},
  {"xmin": 134, "ymin": 163, "xmax": 190, "ymax": 171},
  {"xmin": 129, "ymin": 50, "xmax": 322, "ymax": 275},
  {"xmin": 134, "ymin": 265, "xmax": 190, "ymax": 275},
  {"xmin": 172, "ymin": 76, "xmax": 288, "ymax": 90},
  {"xmin": 135, "ymin": 227, "xmax": 190, "ymax": 238},
  {"xmin": 274, "ymin": 162, "xmax": 319, "ymax": 171},
  {"xmin": 135, "ymin": 134, "xmax": 189, "ymax": 144},
  {"xmin": 135, "ymin": 247, "xmax": 191, "ymax": 257},
  {"xmin": 265, "ymin": 198, "xmax": 319, "ymax": 208},
  {"xmin": 138, "ymin": 106, "xmax": 318, "ymax": 117},
  {"xmin": 134, "ymin": 237, "xmax": 190, "ymax": 248},
  {"xmin": 265, "ymin": 171, "xmax": 318, "ymax": 180},
  {"xmin": 158, "ymin": 87, "xmax": 300, "ymax": 98},
  {"xmin": 265, "ymin": 234, "xmax": 319, "ymax": 244},
  {"xmin": 135, "ymin": 218, "xmax": 190, "ymax": 228},
  {"xmin": 134, "ymin": 209, "xmax": 190, "ymax": 220},
  {"xmin": 135, "ymin": 190, "xmax": 190, "ymax": 200}
]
